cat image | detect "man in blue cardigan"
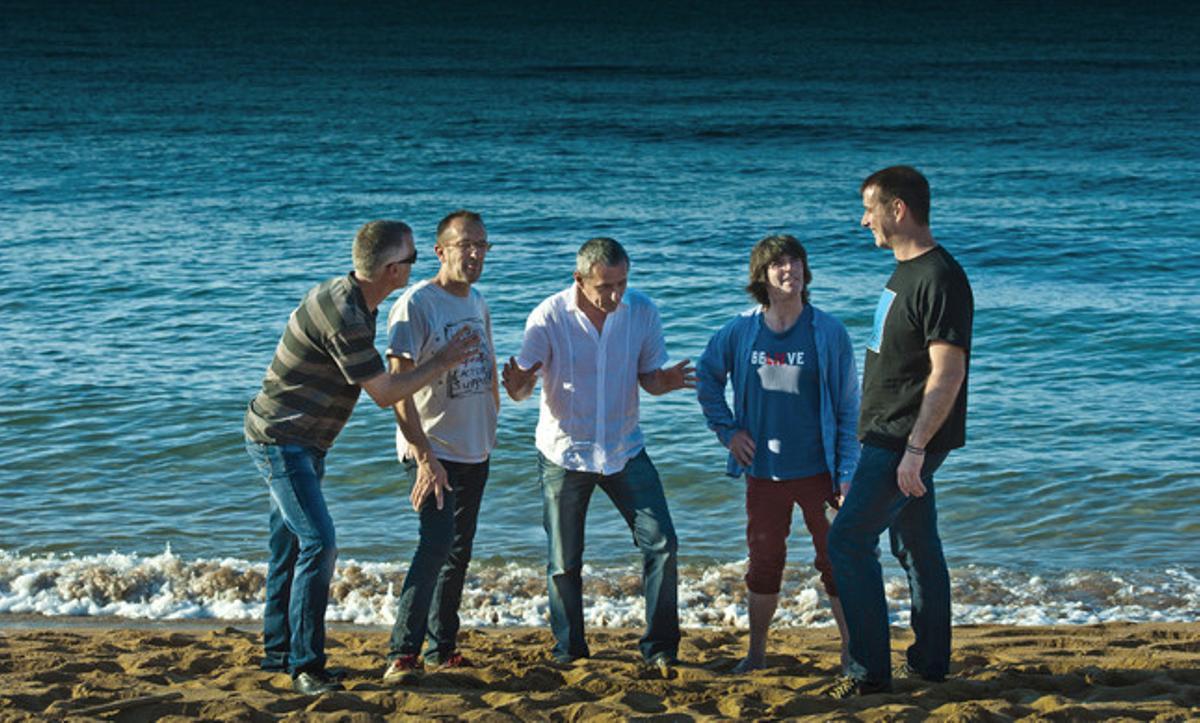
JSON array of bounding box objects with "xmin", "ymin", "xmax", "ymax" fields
[{"xmin": 696, "ymin": 234, "xmax": 860, "ymax": 674}]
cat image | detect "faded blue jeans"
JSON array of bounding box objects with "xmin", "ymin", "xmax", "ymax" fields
[
  {"xmin": 539, "ymin": 449, "xmax": 679, "ymax": 663},
  {"xmin": 388, "ymin": 457, "xmax": 489, "ymax": 664},
  {"xmin": 245, "ymin": 440, "xmax": 338, "ymax": 676},
  {"xmin": 828, "ymin": 443, "xmax": 951, "ymax": 687}
]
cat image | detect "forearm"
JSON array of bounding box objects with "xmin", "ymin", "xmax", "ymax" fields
[
  {"xmin": 393, "ymin": 398, "xmax": 434, "ymax": 461},
  {"xmin": 638, "ymin": 371, "xmax": 662, "ymax": 395},
  {"xmin": 377, "ymin": 356, "xmax": 450, "ymax": 407},
  {"xmin": 907, "ymin": 370, "xmax": 964, "ymax": 448}
]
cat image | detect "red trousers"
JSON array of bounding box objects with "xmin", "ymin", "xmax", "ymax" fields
[{"xmin": 744, "ymin": 472, "xmax": 838, "ymax": 597}]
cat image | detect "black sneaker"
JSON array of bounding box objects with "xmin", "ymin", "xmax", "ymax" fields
[
  {"xmin": 293, "ymin": 670, "xmax": 344, "ymax": 695},
  {"xmin": 825, "ymin": 676, "xmax": 891, "ymax": 699}
]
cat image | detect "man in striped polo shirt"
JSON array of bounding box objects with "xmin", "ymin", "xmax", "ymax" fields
[{"xmin": 244, "ymin": 220, "xmax": 478, "ymax": 695}]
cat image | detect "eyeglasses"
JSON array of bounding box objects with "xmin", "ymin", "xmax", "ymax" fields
[
  {"xmin": 388, "ymin": 249, "xmax": 418, "ymax": 266},
  {"xmin": 439, "ymin": 241, "xmax": 493, "ymax": 253}
]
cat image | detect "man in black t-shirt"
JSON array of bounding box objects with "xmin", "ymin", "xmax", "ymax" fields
[{"xmin": 827, "ymin": 166, "xmax": 974, "ymax": 698}]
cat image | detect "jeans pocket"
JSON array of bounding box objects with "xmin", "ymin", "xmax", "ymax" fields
[{"xmin": 246, "ymin": 441, "xmax": 273, "ymax": 484}]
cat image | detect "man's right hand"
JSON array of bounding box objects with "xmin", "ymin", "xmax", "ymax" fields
[
  {"xmin": 434, "ymin": 326, "xmax": 481, "ymax": 370},
  {"xmin": 727, "ymin": 429, "xmax": 756, "ymax": 468},
  {"xmin": 409, "ymin": 455, "xmax": 451, "ymax": 512},
  {"xmin": 501, "ymin": 356, "xmax": 541, "ymax": 401}
]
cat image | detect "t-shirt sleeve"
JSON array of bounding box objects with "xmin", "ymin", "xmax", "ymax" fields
[
  {"xmin": 386, "ymin": 296, "xmax": 427, "ymax": 361},
  {"xmin": 637, "ymin": 301, "xmax": 669, "ymax": 375},
  {"xmin": 921, "ymin": 271, "xmax": 973, "ymax": 349},
  {"xmin": 327, "ymin": 324, "xmax": 385, "ymax": 384}
]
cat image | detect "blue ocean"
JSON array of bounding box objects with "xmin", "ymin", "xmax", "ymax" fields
[{"xmin": 2, "ymin": 2, "xmax": 1198, "ymax": 629}]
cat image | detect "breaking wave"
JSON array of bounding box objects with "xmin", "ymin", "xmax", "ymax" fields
[{"xmin": 1, "ymin": 547, "xmax": 1196, "ymax": 628}]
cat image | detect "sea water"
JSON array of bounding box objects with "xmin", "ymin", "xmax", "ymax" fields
[{"xmin": 2, "ymin": 1, "xmax": 1198, "ymax": 627}]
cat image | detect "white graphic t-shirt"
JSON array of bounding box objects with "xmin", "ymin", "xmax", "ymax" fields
[{"xmin": 386, "ymin": 280, "xmax": 497, "ymax": 463}]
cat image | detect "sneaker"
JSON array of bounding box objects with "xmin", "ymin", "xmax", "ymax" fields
[
  {"xmin": 382, "ymin": 655, "xmax": 423, "ymax": 684},
  {"xmin": 292, "ymin": 670, "xmax": 344, "ymax": 695},
  {"xmin": 646, "ymin": 653, "xmax": 679, "ymax": 679},
  {"xmin": 432, "ymin": 651, "xmax": 473, "ymax": 669},
  {"xmin": 825, "ymin": 676, "xmax": 891, "ymax": 699},
  {"xmin": 894, "ymin": 662, "xmax": 944, "ymax": 683}
]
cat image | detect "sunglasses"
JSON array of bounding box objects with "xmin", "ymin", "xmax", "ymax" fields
[{"xmin": 389, "ymin": 249, "xmax": 418, "ymax": 266}]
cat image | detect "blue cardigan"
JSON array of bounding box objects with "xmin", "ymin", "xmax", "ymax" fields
[{"xmin": 696, "ymin": 305, "xmax": 861, "ymax": 490}]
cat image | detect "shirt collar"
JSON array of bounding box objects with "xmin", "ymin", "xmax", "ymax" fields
[{"xmin": 343, "ymin": 271, "xmax": 377, "ymax": 319}]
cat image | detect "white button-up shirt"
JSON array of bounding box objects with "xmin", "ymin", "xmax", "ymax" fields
[{"xmin": 517, "ymin": 285, "xmax": 668, "ymax": 474}]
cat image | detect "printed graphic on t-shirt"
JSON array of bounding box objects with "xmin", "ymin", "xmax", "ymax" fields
[
  {"xmin": 750, "ymin": 349, "xmax": 806, "ymax": 394},
  {"xmin": 867, "ymin": 288, "xmax": 896, "ymax": 353},
  {"xmin": 443, "ymin": 318, "xmax": 492, "ymax": 398}
]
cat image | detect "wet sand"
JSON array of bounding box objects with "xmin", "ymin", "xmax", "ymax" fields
[{"xmin": 2, "ymin": 620, "xmax": 1197, "ymax": 720}]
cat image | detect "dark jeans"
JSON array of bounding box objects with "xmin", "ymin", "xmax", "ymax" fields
[
  {"xmin": 245, "ymin": 440, "xmax": 338, "ymax": 676},
  {"xmin": 828, "ymin": 443, "xmax": 951, "ymax": 686},
  {"xmin": 388, "ymin": 457, "xmax": 489, "ymax": 663},
  {"xmin": 539, "ymin": 449, "xmax": 679, "ymax": 663}
]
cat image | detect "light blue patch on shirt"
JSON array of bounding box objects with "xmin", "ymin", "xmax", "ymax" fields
[{"xmin": 867, "ymin": 288, "xmax": 896, "ymax": 353}]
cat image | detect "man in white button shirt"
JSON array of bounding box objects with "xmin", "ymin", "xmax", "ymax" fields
[{"xmin": 502, "ymin": 237, "xmax": 695, "ymax": 670}]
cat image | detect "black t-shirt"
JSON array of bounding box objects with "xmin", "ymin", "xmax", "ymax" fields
[{"xmin": 859, "ymin": 245, "xmax": 973, "ymax": 453}]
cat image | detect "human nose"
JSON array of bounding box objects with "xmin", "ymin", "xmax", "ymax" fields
[{"xmin": 860, "ymin": 211, "xmax": 870, "ymax": 227}]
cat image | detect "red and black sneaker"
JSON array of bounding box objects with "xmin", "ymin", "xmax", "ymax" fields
[
  {"xmin": 381, "ymin": 654, "xmax": 423, "ymax": 684},
  {"xmin": 433, "ymin": 651, "xmax": 474, "ymax": 669}
]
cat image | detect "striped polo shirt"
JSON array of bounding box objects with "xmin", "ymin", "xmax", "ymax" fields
[{"xmin": 244, "ymin": 272, "xmax": 386, "ymax": 450}]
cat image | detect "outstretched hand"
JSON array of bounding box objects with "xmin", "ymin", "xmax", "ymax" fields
[
  {"xmin": 641, "ymin": 359, "xmax": 696, "ymax": 395},
  {"xmin": 501, "ymin": 356, "xmax": 541, "ymax": 401},
  {"xmin": 662, "ymin": 359, "xmax": 697, "ymax": 391},
  {"xmin": 435, "ymin": 326, "xmax": 481, "ymax": 369}
]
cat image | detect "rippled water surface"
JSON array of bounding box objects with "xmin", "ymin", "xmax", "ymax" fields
[{"xmin": 3, "ymin": 2, "xmax": 1198, "ymax": 595}]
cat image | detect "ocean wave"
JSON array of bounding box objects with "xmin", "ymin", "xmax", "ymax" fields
[{"xmin": 1, "ymin": 547, "xmax": 1196, "ymax": 629}]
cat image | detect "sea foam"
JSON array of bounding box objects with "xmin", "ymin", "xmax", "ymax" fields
[{"xmin": 1, "ymin": 547, "xmax": 1196, "ymax": 627}]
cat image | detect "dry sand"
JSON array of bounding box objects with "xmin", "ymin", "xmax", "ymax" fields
[{"xmin": 1, "ymin": 620, "xmax": 1197, "ymax": 721}]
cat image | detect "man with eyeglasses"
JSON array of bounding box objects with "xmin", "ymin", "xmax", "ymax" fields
[
  {"xmin": 502, "ymin": 237, "xmax": 695, "ymax": 675},
  {"xmin": 245, "ymin": 220, "xmax": 478, "ymax": 695},
  {"xmin": 382, "ymin": 210, "xmax": 500, "ymax": 682}
]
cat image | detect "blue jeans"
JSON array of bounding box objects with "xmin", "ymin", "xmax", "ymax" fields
[
  {"xmin": 828, "ymin": 443, "xmax": 951, "ymax": 686},
  {"xmin": 245, "ymin": 440, "xmax": 338, "ymax": 676},
  {"xmin": 389, "ymin": 457, "xmax": 489, "ymax": 663},
  {"xmin": 539, "ymin": 449, "xmax": 679, "ymax": 663}
]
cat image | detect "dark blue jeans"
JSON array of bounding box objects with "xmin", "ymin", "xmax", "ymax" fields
[
  {"xmin": 388, "ymin": 457, "xmax": 489, "ymax": 663},
  {"xmin": 539, "ymin": 449, "xmax": 679, "ymax": 663},
  {"xmin": 828, "ymin": 443, "xmax": 951, "ymax": 687},
  {"xmin": 245, "ymin": 440, "xmax": 338, "ymax": 676}
]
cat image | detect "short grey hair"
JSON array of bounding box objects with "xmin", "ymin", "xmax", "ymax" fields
[
  {"xmin": 352, "ymin": 220, "xmax": 412, "ymax": 279},
  {"xmin": 575, "ymin": 237, "xmax": 630, "ymax": 278}
]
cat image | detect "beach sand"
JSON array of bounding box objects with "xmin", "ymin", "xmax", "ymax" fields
[{"xmin": 1, "ymin": 620, "xmax": 1197, "ymax": 720}]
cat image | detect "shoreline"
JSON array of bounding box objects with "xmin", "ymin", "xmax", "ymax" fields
[{"xmin": 3, "ymin": 621, "xmax": 1197, "ymax": 720}]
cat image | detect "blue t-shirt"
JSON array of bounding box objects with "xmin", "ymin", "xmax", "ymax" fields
[{"xmin": 744, "ymin": 305, "xmax": 828, "ymax": 480}]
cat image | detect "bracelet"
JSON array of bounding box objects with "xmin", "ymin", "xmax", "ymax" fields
[{"xmin": 904, "ymin": 443, "xmax": 925, "ymax": 456}]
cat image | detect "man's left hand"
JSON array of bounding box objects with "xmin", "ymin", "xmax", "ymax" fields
[
  {"xmin": 896, "ymin": 451, "xmax": 927, "ymax": 497},
  {"xmin": 660, "ymin": 359, "xmax": 697, "ymax": 392}
]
